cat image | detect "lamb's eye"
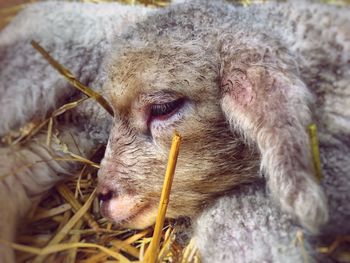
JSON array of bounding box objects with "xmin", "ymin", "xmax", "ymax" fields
[{"xmin": 150, "ymin": 98, "xmax": 184, "ymax": 119}]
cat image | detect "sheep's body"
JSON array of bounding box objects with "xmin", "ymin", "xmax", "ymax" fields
[{"xmin": 0, "ymin": 1, "xmax": 349, "ymax": 263}]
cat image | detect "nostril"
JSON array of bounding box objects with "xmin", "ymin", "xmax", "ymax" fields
[{"xmin": 98, "ymin": 191, "xmax": 114, "ymax": 202}]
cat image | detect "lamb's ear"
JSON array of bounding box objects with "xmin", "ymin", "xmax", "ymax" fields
[{"xmin": 219, "ymin": 53, "xmax": 328, "ymax": 233}]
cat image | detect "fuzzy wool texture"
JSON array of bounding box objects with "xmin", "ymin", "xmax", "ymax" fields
[
  {"xmin": 195, "ymin": 181, "xmax": 311, "ymax": 263},
  {"xmin": 0, "ymin": 1, "xmax": 349, "ymax": 263}
]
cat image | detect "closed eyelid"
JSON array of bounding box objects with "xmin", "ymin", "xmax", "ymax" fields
[{"xmin": 137, "ymin": 91, "xmax": 184, "ymax": 105}]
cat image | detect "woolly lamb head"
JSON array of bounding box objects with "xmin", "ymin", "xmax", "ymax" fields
[{"xmin": 96, "ymin": 2, "xmax": 328, "ymax": 233}]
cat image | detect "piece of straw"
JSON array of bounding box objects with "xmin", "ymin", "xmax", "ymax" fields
[
  {"xmin": 46, "ymin": 117, "xmax": 54, "ymax": 146},
  {"xmin": 144, "ymin": 133, "xmax": 182, "ymax": 263},
  {"xmin": 9, "ymin": 97, "xmax": 87, "ymax": 145},
  {"xmin": 56, "ymin": 183, "xmax": 99, "ymax": 231},
  {"xmin": 318, "ymin": 235, "xmax": 350, "ymax": 254},
  {"xmin": 125, "ymin": 229, "xmax": 152, "ymax": 245},
  {"xmin": 32, "ymin": 189, "xmax": 97, "ymax": 263},
  {"xmin": 111, "ymin": 240, "xmax": 140, "ymax": 258},
  {"xmin": 181, "ymin": 238, "xmax": 199, "ymax": 263},
  {"xmin": 294, "ymin": 230, "xmax": 310, "ymax": 263},
  {"xmin": 157, "ymin": 226, "xmax": 175, "ymax": 262},
  {"xmin": 31, "ymin": 40, "xmax": 114, "ymax": 116},
  {"xmin": 81, "ymin": 251, "xmax": 108, "ymax": 263},
  {"xmin": 0, "ymin": 239, "xmax": 130, "ymax": 262},
  {"xmin": 65, "ymin": 220, "xmax": 84, "ymax": 263},
  {"xmin": 31, "ymin": 203, "xmax": 72, "ymax": 221},
  {"xmin": 308, "ymin": 123, "xmax": 322, "ymax": 182}
]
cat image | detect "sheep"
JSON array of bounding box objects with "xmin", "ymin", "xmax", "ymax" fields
[{"xmin": 0, "ymin": 1, "xmax": 349, "ymax": 263}]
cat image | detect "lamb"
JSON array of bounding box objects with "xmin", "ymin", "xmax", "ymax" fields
[{"xmin": 0, "ymin": 1, "xmax": 349, "ymax": 263}]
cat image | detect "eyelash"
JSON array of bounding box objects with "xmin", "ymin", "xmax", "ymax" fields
[{"xmin": 149, "ymin": 98, "xmax": 185, "ymax": 120}]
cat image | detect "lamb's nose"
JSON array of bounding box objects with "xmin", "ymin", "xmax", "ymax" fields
[{"xmin": 98, "ymin": 190, "xmax": 114, "ymax": 202}]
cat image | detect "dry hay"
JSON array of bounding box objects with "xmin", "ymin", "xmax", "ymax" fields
[{"xmin": 1, "ymin": 1, "xmax": 350, "ymax": 263}]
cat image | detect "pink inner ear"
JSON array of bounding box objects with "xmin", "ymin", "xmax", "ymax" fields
[{"xmin": 221, "ymin": 69, "xmax": 255, "ymax": 106}]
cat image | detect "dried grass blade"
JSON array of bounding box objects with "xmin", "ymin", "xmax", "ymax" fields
[
  {"xmin": 32, "ymin": 189, "xmax": 96, "ymax": 263},
  {"xmin": 8, "ymin": 98, "xmax": 86, "ymax": 145},
  {"xmin": 13, "ymin": 119, "xmax": 49, "ymax": 145},
  {"xmin": 75, "ymin": 166, "xmax": 88, "ymax": 199},
  {"xmin": 52, "ymin": 156, "xmax": 100, "ymax": 168},
  {"xmin": 294, "ymin": 230, "xmax": 310, "ymax": 263},
  {"xmin": 66, "ymin": 220, "xmax": 84, "ymax": 263},
  {"xmin": 4, "ymin": 240, "xmax": 130, "ymax": 262},
  {"xmin": 52, "ymin": 97, "xmax": 88, "ymax": 117},
  {"xmin": 125, "ymin": 229, "xmax": 152, "ymax": 245},
  {"xmin": 144, "ymin": 133, "xmax": 182, "ymax": 263},
  {"xmin": 181, "ymin": 238, "xmax": 199, "ymax": 263},
  {"xmin": 140, "ymin": 241, "xmax": 146, "ymax": 262},
  {"xmin": 111, "ymin": 240, "xmax": 140, "ymax": 258},
  {"xmin": 318, "ymin": 235, "xmax": 350, "ymax": 254},
  {"xmin": 308, "ymin": 123, "xmax": 322, "ymax": 182},
  {"xmin": 31, "ymin": 40, "xmax": 113, "ymax": 116},
  {"xmin": 157, "ymin": 227, "xmax": 175, "ymax": 262},
  {"xmin": 80, "ymin": 251, "xmax": 108, "ymax": 263},
  {"xmin": 69, "ymin": 153, "xmax": 101, "ymax": 168},
  {"xmin": 31, "ymin": 203, "xmax": 72, "ymax": 222},
  {"xmin": 56, "ymin": 183, "xmax": 99, "ymax": 231},
  {"xmin": 46, "ymin": 117, "xmax": 54, "ymax": 146}
]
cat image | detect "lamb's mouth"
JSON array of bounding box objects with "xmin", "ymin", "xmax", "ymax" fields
[{"xmin": 99, "ymin": 194, "xmax": 158, "ymax": 229}]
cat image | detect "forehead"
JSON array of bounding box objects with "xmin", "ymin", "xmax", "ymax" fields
[{"xmin": 105, "ymin": 43, "xmax": 219, "ymax": 112}]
